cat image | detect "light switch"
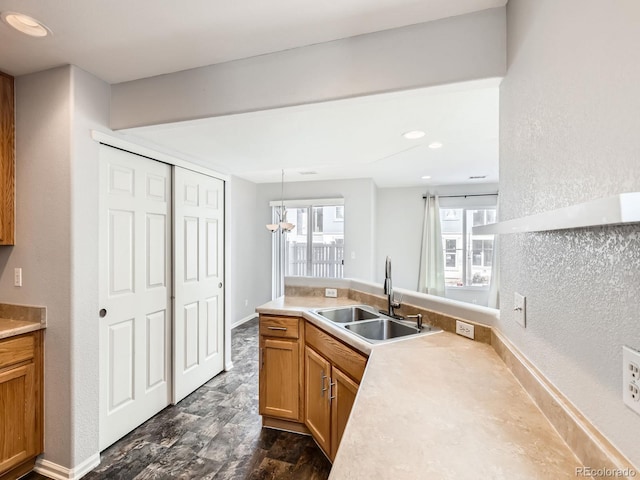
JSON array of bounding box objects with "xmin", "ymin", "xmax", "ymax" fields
[
  {"xmin": 14, "ymin": 268, "xmax": 22, "ymax": 287},
  {"xmin": 514, "ymin": 292, "xmax": 526, "ymax": 327}
]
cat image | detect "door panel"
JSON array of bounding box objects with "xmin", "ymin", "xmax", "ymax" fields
[
  {"xmin": 173, "ymin": 167, "xmax": 225, "ymax": 402},
  {"xmin": 0, "ymin": 364, "xmax": 35, "ymax": 473},
  {"xmin": 330, "ymin": 366, "xmax": 359, "ymax": 460},
  {"xmin": 108, "ymin": 318, "xmax": 134, "ymax": 410},
  {"xmin": 109, "ymin": 210, "xmax": 134, "ymax": 295},
  {"xmin": 146, "ymin": 214, "xmax": 166, "ymax": 288},
  {"xmin": 304, "ymin": 346, "xmax": 331, "ymax": 455},
  {"xmin": 146, "ymin": 310, "xmax": 167, "ymax": 391},
  {"xmin": 99, "ymin": 145, "xmax": 172, "ymax": 450},
  {"xmin": 259, "ymin": 338, "xmax": 300, "ymax": 420}
]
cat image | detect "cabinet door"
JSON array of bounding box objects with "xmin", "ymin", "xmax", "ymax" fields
[
  {"xmin": 0, "ymin": 364, "xmax": 36, "ymax": 475},
  {"xmin": 304, "ymin": 346, "xmax": 331, "ymax": 455},
  {"xmin": 259, "ymin": 337, "xmax": 300, "ymax": 420},
  {"xmin": 330, "ymin": 366, "xmax": 359, "ymax": 461}
]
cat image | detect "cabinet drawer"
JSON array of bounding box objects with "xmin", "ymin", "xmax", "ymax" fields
[
  {"xmin": 260, "ymin": 315, "xmax": 299, "ymax": 339},
  {"xmin": 0, "ymin": 334, "xmax": 35, "ymax": 369},
  {"xmin": 306, "ymin": 323, "xmax": 367, "ymax": 383}
]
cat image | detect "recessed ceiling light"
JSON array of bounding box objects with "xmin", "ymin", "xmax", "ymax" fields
[
  {"xmin": 402, "ymin": 130, "xmax": 425, "ymax": 140},
  {"xmin": 421, "ymin": 175, "xmax": 432, "ymax": 180},
  {"xmin": 428, "ymin": 142, "xmax": 443, "ymax": 149},
  {"xmin": 1, "ymin": 12, "xmax": 51, "ymax": 37}
]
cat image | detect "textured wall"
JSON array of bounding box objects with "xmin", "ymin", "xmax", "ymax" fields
[
  {"xmin": 500, "ymin": 0, "xmax": 640, "ymax": 467},
  {"xmin": 70, "ymin": 66, "xmax": 110, "ymax": 467}
]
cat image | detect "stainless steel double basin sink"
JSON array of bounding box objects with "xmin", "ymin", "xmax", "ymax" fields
[{"xmin": 312, "ymin": 305, "xmax": 441, "ymax": 344}]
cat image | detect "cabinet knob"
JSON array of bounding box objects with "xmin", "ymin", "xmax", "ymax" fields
[
  {"xmin": 99, "ymin": 308, "xmax": 107, "ymax": 318},
  {"xmin": 218, "ymin": 282, "xmax": 223, "ymax": 288}
]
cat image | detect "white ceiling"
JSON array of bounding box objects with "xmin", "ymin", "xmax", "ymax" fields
[
  {"xmin": 125, "ymin": 79, "xmax": 500, "ymax": 187},
  {"xmin": 0, "ymin": 0, "xmax": 503, "ymax": 188},
  {"xmin": 0, "ymin": 0, "xmax": 505, "ymax": 83}
]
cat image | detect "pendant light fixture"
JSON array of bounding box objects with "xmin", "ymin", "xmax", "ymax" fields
[{"xmin": 266, "ymin": 170, "xmax": 295, "ymax": 233}]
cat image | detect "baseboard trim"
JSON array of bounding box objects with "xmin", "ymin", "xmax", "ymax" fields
[
  {"xmin": 491, "ymin": 329, "xmax": 638, "ymax": 477},
  {"xmin": 224, "ymin": 361, "xmax": 234, "ymax": 371},
  {"xmin": 231, "ymin": 313, "xmax": 257, "ymax": 329},
  {"xmin": 34, "ymin": 453, "xmax": 100, "ymax": 480},
  {"xmin": 262, "ymin": 416, "xmax": 310, "ymax": 435}
]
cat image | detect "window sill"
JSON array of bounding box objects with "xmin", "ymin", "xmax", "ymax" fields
[{"xmin": 445, "ymin": 286, "xmax": 490, "ymax": 291}]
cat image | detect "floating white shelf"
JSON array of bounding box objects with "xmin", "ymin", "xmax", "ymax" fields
[{"xmin": 473, "ymin": 192, "xmax": 640, "ymax": 235}]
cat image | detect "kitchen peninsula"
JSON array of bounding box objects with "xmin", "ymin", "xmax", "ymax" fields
[{"xmin": 256, "ymin": 280, "xmax": 637, "ymax": 479}]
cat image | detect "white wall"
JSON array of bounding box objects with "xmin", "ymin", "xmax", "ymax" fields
[
  {"xmin": 375, "ymin": 183, "xmax": 498, "ymax": 305},
  {"xmin": 227, "ymin": 175, "xmax": 260, "ymax": 326},
  {"xmin": 110, "ymin": 8, "xmax": 506, "ymax": 129},
  {"xmin": 0, "ymin": 65, "xmax": 110, "ymax": 471},
  {"xmin": 0, "ymin": 66, "xmax": 74, "ymax": 467},
  {"xmin": 500, "ymin": 0, "xmax": 640, "ymax": 467},
  {"xmin": 69, "ymin": 66, "xmax": 110, "ymax": 466},
  {"xmin": 255, "ymin": 178, "xmax": 377, "ymax": 302}
]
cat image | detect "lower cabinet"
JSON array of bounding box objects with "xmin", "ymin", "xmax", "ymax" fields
[
  {"xmin": 329, "ymin": 366, "xmax": 359, "ymax": 460},
  {"xmin": 304, "ymin": 323, "xmax": 367, "ymax": 461},
  {"xmin": 304, "ymin": 346, "xmax": 331, "ymax": 453},
  {"xmin": 0, "ymin": 331, "xmax": 44, "ymax": 480},
  {"xmin": 258, "ymin": 313, "xmax": 368, "ymax": 462},
  {"xmin": 258, "ymin": 315, "xmax": 304, "ymax": 423}
]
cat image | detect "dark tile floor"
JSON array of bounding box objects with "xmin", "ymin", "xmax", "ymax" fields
[{"xmin": 24, "ymin": 318, "xmax": 331, "ymax": 480}]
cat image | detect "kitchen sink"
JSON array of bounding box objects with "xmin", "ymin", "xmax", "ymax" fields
[
  {"xmin": 316, "ymin": 306, "xmax": 379, "ymax": 323},
  {"xmin": 344, "ymin": 318, "xmax": 419, "ymax": 341},
  {"xmin": 312, "ymin": 305, "xmax": 441, "ymax": 344}
]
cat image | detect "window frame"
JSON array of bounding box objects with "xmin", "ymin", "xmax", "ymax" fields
[
  {"xmin": 271, "ymin": 198, "xmax": 345, "ymax": 298},
  {"xmin": 439, "ymin": 201, "xmax": 497, "ymax": 290}
]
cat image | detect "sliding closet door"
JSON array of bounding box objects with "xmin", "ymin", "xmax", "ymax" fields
[
  {"xmin": 98, "ymin": 145, "xmax": 172, "ymax": 450},
  {"xmin": 173, "ymin": 167, "xmax": 225, "ymax": 403}
]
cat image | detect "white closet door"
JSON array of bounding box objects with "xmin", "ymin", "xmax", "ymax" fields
[
  {"xmin": 173, "ymin": 167, "xmax": 225, "ymax": 403},
  {"xmin": 98, "ymin": 145, "xmax": 172, "ymax": 450}
]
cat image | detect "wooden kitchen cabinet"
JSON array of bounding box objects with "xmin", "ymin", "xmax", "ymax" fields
[
  {"xmin": 0, "ymin": 331, "xmax": 44, "ymax": 480},
  {"xmin": 304, "ymin": 345, "xmax": 331, "ymax": 453},
  {"xmin": 304, "ymin": 322, "xmax": 367, "ymax": 461},
  {"xmin": 0, "ymin": 72, "xmax": 15, "ymax": 246},
  {"xmin": 258, "ymin": 315, "xmax": 304, "ymax": 424},
  {"xmin": 330, "ymin": 365, "xmax": 359, "ymax": 460}
]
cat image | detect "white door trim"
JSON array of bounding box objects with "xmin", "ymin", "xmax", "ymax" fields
[{"xmin": 91, "ymin": 130, "xmax": 230, "ymax": 181}]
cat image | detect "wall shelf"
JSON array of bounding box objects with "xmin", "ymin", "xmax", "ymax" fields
[{"xmin": 473, "ymin": 192, "xmax": 640, "ymax": 235}]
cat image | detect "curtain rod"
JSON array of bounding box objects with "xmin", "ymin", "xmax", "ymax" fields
[{"xmin": 422, "ymin": 193, "xmax": 499, "ymax": 199}]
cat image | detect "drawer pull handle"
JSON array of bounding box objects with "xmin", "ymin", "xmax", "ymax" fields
[
  {"xmin": 329, "ymin": 380, "xmax": 336, "ymax": 404},
  {"xmin": 267, "ymin": 326, "xmax": 287, "ymax": 331}
]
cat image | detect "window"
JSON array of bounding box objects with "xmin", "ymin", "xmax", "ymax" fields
[
  {"xmin": 440, "ymin": 207, "xmax": 496, "ymax": 288},
  {"xmin": 272, "ymin": 200, "xmax": 344, "ymax": 297}
]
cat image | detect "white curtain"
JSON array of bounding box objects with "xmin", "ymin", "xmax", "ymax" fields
[{"xmin": 417, "ymin": 195, "xmax": 445, "ymax": 296}]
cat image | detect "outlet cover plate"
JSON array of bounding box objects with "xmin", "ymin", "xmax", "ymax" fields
[
  {"xmin": 514, "ymin": 292, "xmax": 526, "ymax": 327},
  {"xmin": 325, "ymin": 288, "xmax": 337, "ymax": 298},
  {"xmin": 456, "ymin": 320, "xmax": 475, "ymax": 340},
  {"xmin": 623, "ymin": 346, "xmax": 640, "ymax": 415}
]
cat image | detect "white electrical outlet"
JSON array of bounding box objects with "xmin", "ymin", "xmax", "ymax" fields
[
  {"xmin": 325, "ymin": 288, "xmax": 338, "ymax": 298},
  {"xmin": 623, "ymin": 346, "xmax": 640, "ymax": 415},
  {"xmin": 14, "ymin": 268, "xmax": 22, "ymax": 287},
  {"xmin": 514, "ymin": 292, "xmax": 526, "ymax": 327},
  {"xmin": 455, "ymin": 320, "xmax": 475, "ymax": 340}
]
